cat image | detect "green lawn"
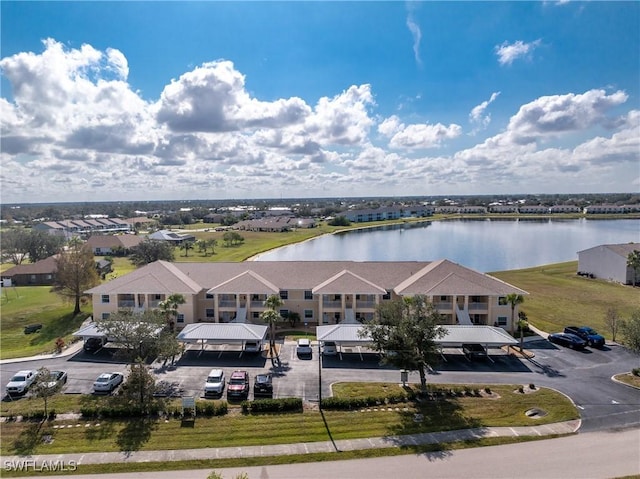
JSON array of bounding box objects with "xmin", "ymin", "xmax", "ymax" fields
[
  {"xmin": 491, "ymin": 261, "xmax": 640, "ymax": 338},
  {"xmin": 0, "ymin": 383, "xmax": 577, "ymax": 457}
]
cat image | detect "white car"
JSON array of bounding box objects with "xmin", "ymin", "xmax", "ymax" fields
[
  {"xmin": 322, "ymin": 341, "xmax": 337, "ymax": 356},
  {"xmin": 296, "ymin": 338, "xmax": 313, "ymax": 357},
  {"xmin": 6, "ymin": 370, "xmax": 37, "ymax": 395},
  {"xmin": 93, "ymin": 372, "xmax": 124, "ymax": 393},
  {"xmin": 204, "ymin": 369, "xmax": 225, "ymax": 396},
  {"xmin": 244, "ymin": 341, "xmax": 261, "ymax": 353}
]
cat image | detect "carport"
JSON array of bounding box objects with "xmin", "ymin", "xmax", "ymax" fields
[
  {"xmin": 316, "ymin": 324, "xmax": 517, "ymax": 362},
  {"xmin": 177, "ymin": 323, "xmax": 268, "ymax": 355},
  {"xmin": 73, "ymin": 322, "xmax": 164, "ymax": 347},
  {"xmin": 437, "ymin": 325, "xmax": 518, "ymax": 362}
]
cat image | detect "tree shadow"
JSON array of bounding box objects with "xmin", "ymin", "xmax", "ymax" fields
[
  {"xmin": 383, "ymin": 393, "xmax": 486, "ymax": 461},
  {"xmin": 10, "ymin": 421, "xmax": 50, "ymax": 456},
  {"xmin": 525, "ymin": 357, "xmax": 565, "ymax": 377},
  {"xmin": 115, "ymin": 417, "xmax": 157, "ymax": 454}
]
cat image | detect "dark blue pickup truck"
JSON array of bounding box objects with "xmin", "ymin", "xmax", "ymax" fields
[{"xmin": 564, "ymin": 326, "xmax": 605, "ymax": 348}]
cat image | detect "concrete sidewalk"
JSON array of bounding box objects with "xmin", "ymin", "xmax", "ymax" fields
[{"xmin": 0, "ymin": 420, "xmax": 580, "ymax": 466}]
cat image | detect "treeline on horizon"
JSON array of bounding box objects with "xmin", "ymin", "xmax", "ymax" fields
[{"xmin": 2, "ymin": 192, "xmax": 639, "ymax": 225}]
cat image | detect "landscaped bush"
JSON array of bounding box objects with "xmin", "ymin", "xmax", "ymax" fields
[
  {"xmin": 632, "ymin": 367, "xmax": 640, "ymax": 377},
  {"xmin": 195, "ymin": 401, "xmax": 228, "ymax": 417},
  {"xmin": 242, "ymin": 398, "xmax": 302, "ymax": 413}
]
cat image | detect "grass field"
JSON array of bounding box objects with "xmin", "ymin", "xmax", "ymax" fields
[
  {"xmin": 0, "ymin": 383, "xmax": 577, "ymax": 457},
  {"xmin": 491, "ymin": 261, "xmax": 640, "ymax": 339}
]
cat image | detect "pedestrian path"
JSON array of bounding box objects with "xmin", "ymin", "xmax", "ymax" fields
[{"xmin": 0, "ymin": 420, "xmax": 580, "ymax": 466}]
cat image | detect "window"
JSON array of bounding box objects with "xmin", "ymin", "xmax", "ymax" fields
[
  {"xmin": 252, "ymin": 312, "xmax": 260, "ymax": 319},
  {"xmin": 304, "ymin": 290, "xmax": 313, "ymax": 300},
  {"xmin": 206, "ymin": 293, "xmax": 214, "ymax": 299},
  {"xmin": 101, "ymin": 295, "xmax": 110, "ymax": 304},
  {"xmin": 498, "ymin": 297, "xmax": 507, "ymax": 306},
  {"xmin": 497, "ymin": 316, "xmax": 507, "ymax": 326},
  {"xmin": 440, "ymin": 295, "xmax": 448, "ymax": 301},
  {"xmin": 382, "ymin": 290, "xmax": 391, "ymax": 300},
  {"xmin": 279, "ymin": 290, "xmax": 288, "ymax": 300},
  {"xmin": 279, "ymin": 309, "xmax": 289, "ymax": 318},
  {"xmin": 304, "ymin": 309, "xmax": 313, "ymax": 319},
  {"xmin": 206, "ymin": 309, "xmax": 215, "ymax": 318},
  {"xmin": 153, "ymin": 294, "xmax": 163, "ymax": 301},
  {"xmin": 101, "ymin": 312, "xmax": 111, "ymax": 320},
  {"xmin": 177, "ymin": 314, "xmax": 185, "ymax": 323}
]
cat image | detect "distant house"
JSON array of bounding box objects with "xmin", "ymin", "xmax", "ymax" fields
[
  {"xmin": 86, "ymin": 234, "xmax": 143, "ymax": 255},
  {"xmin": 583, "ymin": 205, "xmax": 625, "ymax": 214},
  {"xmin": 488, "ymin": 205, "xmax": 519, "ymax": 213},
  {"xmin": 577, "ymin": 243, "xmax": 639, "ymax": 285},
  {"xmin": 518, "ymin": 205, "xmax": 549, "ymax": 214},
  {"xmin": 343, "ymin": 206, "xmax": 433, "ymax": 223},
  {"xmin": 1, "ymin": 256, "xmax": 58, "ymax": 286},
  {"xmin": 549, "ymin": 205, "xmax": 581, "ymax": 214},
  {"xmin": 33, "ymin": 218, "xmax": 131, "ymax": 238},
  {"xmin": 147, "ymin": 230, "xmax": 196, "ymax": 244}
]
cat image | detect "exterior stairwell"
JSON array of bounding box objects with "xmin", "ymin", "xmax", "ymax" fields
[
  {"xmin": 455, "ymin": 304, "xmax": 473, "ymax": 325},
  {"xmin": 344, "ymin": 308, "xmax": 357, "ymax": 324},
  {"xmin": 233, "ymin": 307, "xmax": 247, "ymax": 323}
]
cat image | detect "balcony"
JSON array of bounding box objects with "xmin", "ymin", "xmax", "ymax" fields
[
  {"xmin": 322, "ymin": 300, "xmax": 342, "ymax": 309},
  {"xmin": 469, "ymin": 302, "xmax": 489, "ymax": 311},
  {"xmin": 117, "ymin": 300, "xmax": 135, "ymax": 308},
  {"xmin": 433, "ymin": 302, "xmax": 453, "ymax": 310},
  {"xmin": 355, "ymin": 300, "xmax": 376, "ymax": 309}
]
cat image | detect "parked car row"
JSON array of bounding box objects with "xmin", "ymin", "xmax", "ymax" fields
[
  {"xmin": 5, "ymin": 369, "xmax": 69, "ymax": 396},
  {"xmin": 548, "ymin": 325, "xmax": 606, "ymax": 351},
  {"xmin": 203, "ymin": 369, "xmax": 273, "ymax": 400}
]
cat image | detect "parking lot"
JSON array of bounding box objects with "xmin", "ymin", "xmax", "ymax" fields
[{"xmin": 1, "ymin": 336, "xmax": 639, "ymax": 432}]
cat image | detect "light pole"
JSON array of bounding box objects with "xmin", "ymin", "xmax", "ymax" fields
[{"xmin": 318, "ymin": 339, "xmax": 322, "ymax": 410}]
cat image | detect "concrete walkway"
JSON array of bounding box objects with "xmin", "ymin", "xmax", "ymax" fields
[{"xmin": 0, "ymin": 420, "xmax": 580, "ymax": 466}]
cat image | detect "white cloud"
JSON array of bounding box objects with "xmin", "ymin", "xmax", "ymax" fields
[
  {"xmin": 0, "ymin": 38, "xmax": 637, "ymax": 201},
  {"xmin": 156, "ymin": 60, "xmax": 310, "ymax": 133},
  {"xmin": 469, "ymin": 91, "xmax": 501, "ymax": 133},
  {"xmin": 378, "ymin": 115, "xmax": 462, "ymax": 149},
  {"xmin": 495, "ymin": 39, "xmax": 542, "ymax": 66},
  {"xmin": 406, "ymin": 3, "xmax": 422, "ymax": 67},
  {"xmin": 505, "ymin": 89, "xmax": 628, "ymax": 144}
]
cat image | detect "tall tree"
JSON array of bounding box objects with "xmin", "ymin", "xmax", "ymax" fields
[
  {"xmin": 622, "ymin": 309, "xmax": 640, "ymax": 354},
  {"xmin": 30, "ymin": 367, "xmax": 60, "ymax": 418},
  {"xmin": 181, "ymin": 240, "xmax": 194, "ymax": 257},
  {"xmin": 95, "ymin": 309, "xmax": 165, "ymax": 362},
  {"xmin": 360, "ymin": 295, "xmax": 446, "ymax": 394},
  {"xmin": 604, "ymin": 307, "xmax": 621, "ymax": 342},
  {"xmin": 26, "ymin": 231, "xmax": 65, "ymax": 262},
  {"xmin": 627, "ymin": 250, "xmax": 640, "ymax": 286},
  {"xmin": 158, "ymin": 293, "xmax": 186, "ymax": 331},
  {"xmin": 53, "ymin": 239, "xmax": 100, "ymax": 315},
  {"xmin": 1, "ymin": 228, "xmax": 30, "ymax": 264},
  {"xmin": 260, "ymin": 294, "xmax": 284, "ymax": 365},
  {"xmin": 505, "ymin": 293, "xmax": 525, "ymax": 336},
  {"xmin": 118, "ymin": 359, "xmax": 157, "ymax": 413},
  {"xmin": 129, "ymin": 239, "xmax": 175, "ymax": 266}
]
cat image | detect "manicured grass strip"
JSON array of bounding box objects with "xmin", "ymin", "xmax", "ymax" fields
[
  {"xmin": 491, "ymin": 261, "xmax": 639, "ymax": 339},
  {"xmin": 0, "ymin": 384, "xmax": 578, "ymax": 456},
  {"xmin": 0, "ymin": 434, "xmax": 569, "ymax": 477}
]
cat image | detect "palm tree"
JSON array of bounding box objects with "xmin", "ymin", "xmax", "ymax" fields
[
  {"xmin": 158, "ymin": 293, "xmax": 186, "ymax": 331},
  {"xmin": 505, "ymin": 293, "xmax": 525, "ymax": 336},
  {"xmin": 627, "ymin": 250, "xmax": 640, "ymax": 286},
  {"xmin": 260, "ymin": 294, "xmax": 283, "ymax": 364}
]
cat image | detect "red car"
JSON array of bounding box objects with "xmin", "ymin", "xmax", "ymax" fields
[{"xmin": 227, "ymin": 370, "xmax": 249, "ymax": 400}]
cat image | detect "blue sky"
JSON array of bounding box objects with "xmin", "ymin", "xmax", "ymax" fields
[{"xmin": 1, "ymin": 1, "xmax": 638, "ymax": 203}]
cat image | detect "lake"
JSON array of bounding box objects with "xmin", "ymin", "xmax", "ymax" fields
[{"xmin": 254, "ymin": 218, "xmax": 639, "ymax": 272}]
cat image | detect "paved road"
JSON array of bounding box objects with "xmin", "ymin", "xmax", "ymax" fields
[
  {"xmin": 2, "ymin": 337, "xmax": 639, "ymax": 431},
  {"xmin": 25, "ymin": 428, "xmax": 640, "ymax": 479}
]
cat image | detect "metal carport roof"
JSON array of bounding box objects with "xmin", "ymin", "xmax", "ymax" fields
[
  {"xmin": 177, "ymin": 323, "xmax": 268, "ymax": 344},
  {"xmin": 316, "ymin": 324, "xmax": 517, "ymax": 347},
  {"xmin": 73, "ymin": 322, "xmax": 164, "ymax": 340}
]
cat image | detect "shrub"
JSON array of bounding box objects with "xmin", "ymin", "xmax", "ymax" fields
[
  {"xmin": 484, "ymin": 387, "xmax": 492, "ymax": 394},
  {"xmin": 529, "ymin": 383, "xmax": 536, "ymax": 390},
  {"xmin": 243, "ymin": 398, "xmax": 302, "ymax": 413},
  {"xmin": 518, "ymin": 386, "xmax": 525, "ymax": 394},
  {"xmin": 632, "ymin": 368, "xmax": 640, "ymax": 377}
]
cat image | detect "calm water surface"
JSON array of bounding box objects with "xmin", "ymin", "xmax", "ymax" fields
[{"xmin": 255, "ymin": 218, "xmax": 639, "ymax": 272}]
